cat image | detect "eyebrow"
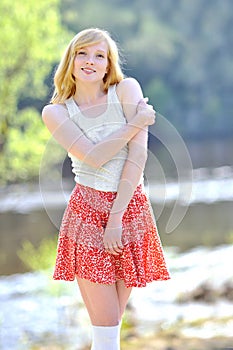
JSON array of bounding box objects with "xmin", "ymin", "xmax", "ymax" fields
[{"xmin": 78, "ymin": 47, "xmax": 107, "ymax": 53}]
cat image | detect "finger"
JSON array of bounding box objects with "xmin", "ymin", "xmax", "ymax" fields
[
  {"xmin": 105, "ymin": 244, "xmax": 123, "ymax": 255},
  {"xmin": 113, "ymin": 246, "xmax": 123, "ymax": 254},
  {"xmin": 138, "ymin": 97, "xmax": 148, "ymax": 106},
  {"xmin": 115, "ymin": 241, "xmax": 124, "ymax": 249},
  {"xmin": 104, "ymin": 244, "xmax": 118, "ymax": 255},
  {"xmin": 148, "ymin": 104, "xmax": 154, "ymax": 110},
  {"xmin": 108, "ymin": 247, "xmax": 120, "ymax": 255}
]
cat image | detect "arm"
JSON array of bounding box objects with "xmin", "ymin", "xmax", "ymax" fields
[
  {"xmin": 111, "ymin": 78, "xmax": 151, "ymax": 214},
  {"xmin": 103, "ymin": 78, "xmax": 156, "ymax": 254},
  {"xmin": 42, "ymin": 99, "xmax": 153, "ymax": 169}
]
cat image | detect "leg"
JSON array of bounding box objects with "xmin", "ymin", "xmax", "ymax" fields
[
  {"xmin": 76, "ymin": 278, "xmax": 132, "ymax": 325},
  {"xmin": 116, "ymin": 280, "xmax": 132, "ymax": 319},
  {"xmin": 77, "ymin": 278, "xmax": 122, "ymax": 350},
  {"xmin": 76, "ymin": 277, "xmax": 121, "ymax": 326},
  {"xmin": 76, "ymin": 278, "xmax": 132, "ymax": 350}
]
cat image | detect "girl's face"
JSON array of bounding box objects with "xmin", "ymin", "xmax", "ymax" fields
[{"xmin": 73, "ymin": 41, "xmax": 109, "ymax": 84}]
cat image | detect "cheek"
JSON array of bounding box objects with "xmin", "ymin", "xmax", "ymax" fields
[
  {"xmin": 102, "ymin": 60, "xmax": 109, "ymax": 73},
  {"xmin": 73, "ymin": 58, "xmax": 80, "ymax": 68},
  {"xmin": 73, "ymin": 59, "xmax": 82, "ymax": 74},
  {"xmin": 72, "ymin": 61, "xmax": 80, "ymax": 78}
]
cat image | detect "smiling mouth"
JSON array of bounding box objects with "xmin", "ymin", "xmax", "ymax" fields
[{"xmin": 81, "ymin": 67, "xmax": 96, "ymax": 73}]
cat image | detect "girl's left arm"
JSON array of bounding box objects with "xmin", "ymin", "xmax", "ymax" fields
[{"xmin": 103, "ymin": 78, "xmax": 155, "ymax": 254}]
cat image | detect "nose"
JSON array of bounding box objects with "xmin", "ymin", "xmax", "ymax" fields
[{"xmin": 85, "ymin": 54, "xmax": 94, "ymax": 65}]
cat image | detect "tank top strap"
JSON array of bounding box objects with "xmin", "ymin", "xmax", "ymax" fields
[
  {"xmin": 65, "ymin": 97, "xmax": 78, "ymax": 119},
  {"xmin": 108, "ymin": 84, "xmax": 120, "ymax": 104}
]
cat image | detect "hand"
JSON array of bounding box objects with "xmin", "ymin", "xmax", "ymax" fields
[
  {"xmin": 133, "ymin": 97, "xmax": 156, "ymax": 127},
  {"xmin": 103, "ymin": 215, "xmax": 124, "ymax": 255}
]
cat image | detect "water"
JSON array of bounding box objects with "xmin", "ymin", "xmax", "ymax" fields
[
  {"xmin": 0, "ymin": 273, "xmax": 89, "ymax": 349},
  {"xmin": 1, "ymin": 166, "xmax": 233, "ymax": 274}
]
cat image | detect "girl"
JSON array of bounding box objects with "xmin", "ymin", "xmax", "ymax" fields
[{"xmin": 42, "ymin": 28, "xmax": 170, "ymax": 350}]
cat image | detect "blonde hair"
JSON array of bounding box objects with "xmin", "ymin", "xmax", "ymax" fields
[{"xmin": 51, "ymin": 28, "xmax": 124, "ymax": 104}]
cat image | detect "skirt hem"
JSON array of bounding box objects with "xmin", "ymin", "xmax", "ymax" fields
[{"xmin": 53, "ymin": 274, "xmax": 171, "ymax": 288}]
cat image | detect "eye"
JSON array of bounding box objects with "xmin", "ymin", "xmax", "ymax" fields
[
  {"xmin": 77, "ymin": 51, "xmax": 86, "ymax": 55},
  {"xmin": 96, "ymin": 53, "xmax": 105, "ymax": 58}
]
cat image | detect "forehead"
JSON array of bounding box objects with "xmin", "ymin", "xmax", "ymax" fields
[{"xmin": 81, "ymin": 41, "xmax": 108, "ymax": 52}]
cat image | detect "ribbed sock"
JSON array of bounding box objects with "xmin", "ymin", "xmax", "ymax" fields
[{"xmin": 91, "ymin": 324, "xmax": 121, "ymax": 350}]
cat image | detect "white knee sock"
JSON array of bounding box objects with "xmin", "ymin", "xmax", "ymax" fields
[{"xmin": 91, "ymin": 324, "xmax": 121, "ymax": 350}]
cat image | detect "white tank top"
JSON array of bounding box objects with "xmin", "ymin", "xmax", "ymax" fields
[{"xmin": 65, "ymin": 84, "xmax": 129, "ymax": 191}]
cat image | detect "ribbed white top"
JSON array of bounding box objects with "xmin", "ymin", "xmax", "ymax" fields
[{"xmin": 65, "ymin": 85, "xmax": 129, "ymax": 191}]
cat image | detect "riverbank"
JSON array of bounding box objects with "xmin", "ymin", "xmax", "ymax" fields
[
  {"xmin": 121, "ymin": 334, "xmax": 233, "ymax": 350},
  {"xmin": 27, "ymin": 334, "xmax": 233, "ymax": 350}
]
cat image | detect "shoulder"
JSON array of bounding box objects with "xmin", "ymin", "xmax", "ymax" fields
[
  {"xmin": 117, "ymin": 77, "xmax": 141, "ymax": 90},
  {"xmin": 42, "ymin": 103, "xmax": 68, "ymax": 123},
  {"xmin": 115, "ymin": 78, "xmax": 144, "ymax": 122},
  {"xmin": 116, "ymin": 77, "xmax": 143, "ymax": 104},
  {"xmin": 42, "ymin": 103, "xmax": 67, "ymax": 116}
]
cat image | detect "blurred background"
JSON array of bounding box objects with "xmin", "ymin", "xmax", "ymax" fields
[{"xmin": 0, "ymin": 0, "xmax": 233, "ymax": 349}]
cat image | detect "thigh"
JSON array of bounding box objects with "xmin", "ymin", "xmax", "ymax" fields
[
  {"xmin": 116, "ymin": 280, "xmax": 132, "ymax": 318},
  {"xmin": 76, "ymin": 277, "xmax": 121, "ymax": 326}
]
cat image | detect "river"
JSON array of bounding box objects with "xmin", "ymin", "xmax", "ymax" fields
[{"xmin": 1, "ymin": 166, "xmax": 233, "ymax": 275}]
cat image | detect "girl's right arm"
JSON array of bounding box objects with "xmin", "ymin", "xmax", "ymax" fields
[{"xmin": 42, "ymin": 102, "xmax": 155, "ymax": 169}]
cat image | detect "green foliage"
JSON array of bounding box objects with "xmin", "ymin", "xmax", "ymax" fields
[
  {"xmin": 0, "ymin": 0, "xmax": 70, "ymax": 184},
  {"xmin": 226, "ymin": 231, "xmax": 233, "ymax": 245},
  {"xmin": 17, "ymin": 237, "xmax": 58, "ymax": 271},
  {"xmin": 17, "ymin": 237, "xmax": 76, "ymax": 297},
  {"xmin": 0, "ymin": 0, "xmax": 68, "ymax": 102},
  {"xmin": 0, "ymin": 108, "xmax": 65, "ymax": 183},
  {"xmin": 144, "ymin": 79, "xmax": 172, "ymax": 113}
]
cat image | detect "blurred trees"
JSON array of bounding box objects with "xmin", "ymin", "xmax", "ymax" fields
[
  {"xmin": 60, "ymin": 0, "xmax": 233, "ymax": 139},
  {"xmin": 0, "ymin": 0, "xmax": 69, "ymax": 183},
  {"xmin": 0, "ymin": 0, "xmax": 232, "ymax": 183}
]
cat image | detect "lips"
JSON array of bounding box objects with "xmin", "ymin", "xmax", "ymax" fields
[{"xmin": 81, "ymin": 67, "xmax": 96, "ymax": 73}]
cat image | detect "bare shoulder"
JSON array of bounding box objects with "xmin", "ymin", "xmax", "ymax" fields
[
  {"xmin": 116, "ymin": 77, "xmax": 143, "ymax": 104},
  {"xmin": 115, "ymin": 78, "xmax": 144, "ymax": 122},
  {"xmin": 117, "ymin": 77, "xmax": 141, "ymax": 90},
  {"xmin": 42, "ymin": 103, "xmax": 68, "ymax": 123}
]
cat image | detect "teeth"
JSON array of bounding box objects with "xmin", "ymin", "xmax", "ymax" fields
[{"xmin": 82, "ymin": 68, "xmax": 95, "ymax": 72}]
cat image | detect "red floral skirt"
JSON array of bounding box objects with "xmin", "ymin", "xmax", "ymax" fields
[{"xmin": 53, "ymin": 183, "xmax": 170, "ymax": 287}]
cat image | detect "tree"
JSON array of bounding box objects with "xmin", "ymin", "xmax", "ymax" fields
[{"xmin": 0, "ymin": 0, "xmax": 70, "ymax": 183}]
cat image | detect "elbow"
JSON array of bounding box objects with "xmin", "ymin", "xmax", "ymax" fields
[
  {"xmin": 89, "ymin": 158, "xmax": 103, "ymax": 169},
  {"xmin": 69, "ymin": 144, "xmax": 102, "ymax": 169},
  {"xmin": 83, "ymin": 149, "xmax": 106, "ymax": 169},
  {"xmin": 82, "ymin": 154, "xmax": 103, "ymax": 169}
]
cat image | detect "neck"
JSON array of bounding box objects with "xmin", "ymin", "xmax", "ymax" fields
[{"xmin": 74, "ymin": 81, "xmax": 106, "ymax": 105}]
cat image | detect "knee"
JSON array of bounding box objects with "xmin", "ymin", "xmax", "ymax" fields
[
  {"xmin": 92, "ymin": 316, "xmax": 120, "ymax": 327},
  {"xmin": 90, "ymin": 301, "xmax": 121, "ymax": 326}
]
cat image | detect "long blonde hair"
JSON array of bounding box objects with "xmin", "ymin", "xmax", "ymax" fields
[{"xmin": 51, "ymin": 28, "xmax": 124, "ymax": 104}]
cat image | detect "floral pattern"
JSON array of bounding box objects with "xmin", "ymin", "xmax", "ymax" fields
[{"xmin": 53, "ymin": 183, "xmax": 170, "ymax": 288}]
